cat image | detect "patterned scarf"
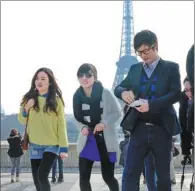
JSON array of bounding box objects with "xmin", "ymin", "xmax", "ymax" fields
[{"xmin": 73, "ymin": 81, "xmax": 103, "ymax": 129}]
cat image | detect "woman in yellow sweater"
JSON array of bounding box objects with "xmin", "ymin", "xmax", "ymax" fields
[{"xmin": 18, "ymin": 67, "xmax": 69, "ymax": 191}]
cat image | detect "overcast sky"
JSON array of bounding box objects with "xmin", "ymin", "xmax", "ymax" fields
[{"xmin": 1, "ymin": 1, "xmax": 194, "ymax": 114}]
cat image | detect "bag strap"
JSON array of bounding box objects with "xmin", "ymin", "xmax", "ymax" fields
[{"xmin": 24, "ymin": 111, "xmax": 30, "ymax": 134}]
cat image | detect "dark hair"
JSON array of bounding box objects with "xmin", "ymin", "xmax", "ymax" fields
[
  {"xmin": 77, "ymin": 63, "xmax": 97, "ymax": 80},
  {"xmin": 21, "ymin": 67, "xmax": 64, "ymax": 115},
  {"xmin": 10, "ymin": 128, "xmax": 18, "ymax": 137},
  {"xmin": 134, "ymin": 30, "xmax": 158, "ymax": 51},
  {"xmin": 183, "ymin": 76, "xmax": 190, "ymax": 84}
]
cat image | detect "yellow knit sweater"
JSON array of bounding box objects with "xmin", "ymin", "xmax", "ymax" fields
[{"xmin": 18, "ymin": 96, "xmax": 69, "ymax": 151}]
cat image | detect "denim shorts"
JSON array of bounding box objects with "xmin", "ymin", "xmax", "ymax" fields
[{"xmin": 29, "ymin": 143, "xmax": 60, "ymax": 159}]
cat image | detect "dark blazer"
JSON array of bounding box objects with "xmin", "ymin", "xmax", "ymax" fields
[
  {"xmin": 114, "ymin": 58, "xmax": 181, "ymax": 136},
  {"xmin": 7, "ymin": 135, "xmax": 23, "ymax": 158}
]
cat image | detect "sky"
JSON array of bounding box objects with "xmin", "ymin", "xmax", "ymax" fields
[{"xmin": 1, "ymin": 1, "xmax": 194, "ymax": 115}]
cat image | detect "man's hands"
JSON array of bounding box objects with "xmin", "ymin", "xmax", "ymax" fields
[
  {"xmin": 135, "ymin": 99, "xmax": 149, "ymax": 113},
  {"xmin": 93, "ymin": 123, "xmax": 105, "ymax": 134},
  {"xmin": 121, "ymin": 90, "xmax": 135, "ymax": 104},
  {"xmin": 121, "ymin": 90, "xmax": 149, "ymax": 113}
]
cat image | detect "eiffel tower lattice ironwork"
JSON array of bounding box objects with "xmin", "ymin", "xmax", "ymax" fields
[{"xmin": 112, "ymin": 0, "xmax": 138, "ymax": 90}]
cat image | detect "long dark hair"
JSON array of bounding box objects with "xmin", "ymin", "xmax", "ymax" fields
[{"xmin": 21, "ymin": 67, "xmax": 64, "ymax": 115}]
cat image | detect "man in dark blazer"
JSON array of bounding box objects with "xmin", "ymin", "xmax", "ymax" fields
[{"xmin": 114, "ymin": 30, "xmax": 181, "ymax": 191}]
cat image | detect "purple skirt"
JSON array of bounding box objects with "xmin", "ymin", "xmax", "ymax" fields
[{"xmin": 79, "ymin": 131, "xmax": 117, "ymax": 163}]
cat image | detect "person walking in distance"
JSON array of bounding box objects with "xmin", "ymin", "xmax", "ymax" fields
[
  {"xmin": 114, "ymin": 30, "xmax": 181, "ymax": 191},
  {"xmin": 18, "ymin": 67, "xmax": 69, "ymax": 191},
  {"xmin": 7, "ymin": 128, "xmax": 23, "ymax": 183},
  {"xmin": 73, "ymin": 63, "xmax": 122, "ymax": 191},
  {"xmin": 179, "ymin": 77, "xmax": 194, "ymax": 167}
]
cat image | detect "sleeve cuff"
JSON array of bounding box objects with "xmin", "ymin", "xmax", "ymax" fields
[
  {"xmin": 59, "ymin": 147, "xmax": 68, "ymax": 153},
  {"xmin": 81, "ymin": 126, "xmax": 88, "ymax": 131},
  {"xmin": 22, "ymin": 109, "xmax": 28, "ymax": 117},
  {"xmin": 114, "ymin": 86, "xmax": 127, "ymax": 99}
]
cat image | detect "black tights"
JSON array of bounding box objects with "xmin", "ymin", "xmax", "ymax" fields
[
  {"xmin": 79, "ymin": 134, "xmax": 119, "ymax": 191},
  {"xmin": 31, "ymin": 152, "xmax": 57, "ymax": 191},
  {"xmin": 79, "ymin": 158, "xmax": 119, "ymax": 191}
]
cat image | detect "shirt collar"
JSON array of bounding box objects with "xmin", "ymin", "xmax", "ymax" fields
[
  {"xmin": 143, "ymin": 56, "xmax": 160, "ymax": 69},
  {"xmin": 38, "ymin": 93, "xmax": 48, "ymax": 98}
]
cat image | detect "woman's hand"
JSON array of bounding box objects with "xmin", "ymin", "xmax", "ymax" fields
[
  {"xmin": 94, "ymin": 123, "xmax": 105, "ymax": 134},
  {"xmin": 81, "ymin": 127, "xmax": 89, "ymax": 136},
  {"xmin": 24, "ymin": 99, "xmax": 35, "ymax": 112},
  {"xmin": 60, "ymin": 152, "xmax": 68, "ymax": 160}
]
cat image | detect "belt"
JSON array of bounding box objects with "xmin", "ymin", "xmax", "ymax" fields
[
  {"xmin": 140, "ymin": 121, "xmax": 163, "ymax": 126},
  {"xmin": 144, "ymin": 122, "xmax": 154, "ymax": 126},
  {"xmin": 139, "ymin": 121, "xmax": 155, "ymax": 126}
]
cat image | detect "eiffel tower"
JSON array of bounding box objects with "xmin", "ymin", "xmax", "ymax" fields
[{"xmin": 112, "ymin": 0, "xmax": 138, "ymax": 90}]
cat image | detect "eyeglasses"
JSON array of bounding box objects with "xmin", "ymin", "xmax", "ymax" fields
[
  {"xmin": 135, "ymin": 44, "xmax": 155, "ymax": 56},
  {"xmin": 78, "ymin": 72, "xmax": 93, "ymax": 79}
]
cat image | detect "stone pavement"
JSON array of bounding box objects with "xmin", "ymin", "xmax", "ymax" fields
[{"xmin": 1, "ymin": 171, "xmax": 193, "ymax": 191}]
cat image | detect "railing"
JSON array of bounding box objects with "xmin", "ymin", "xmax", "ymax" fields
[{"xmin": 1, "ymin": 141, "xmax": 183, "ymax": 168}]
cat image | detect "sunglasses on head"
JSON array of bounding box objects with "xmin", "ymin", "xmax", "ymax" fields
[{"xmin": 78, "ymin": 72, "xmax": 93, "ymax": 79}]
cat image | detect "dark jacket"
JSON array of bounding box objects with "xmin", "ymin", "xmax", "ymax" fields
[
  {"xmin": 179, "ymin": 91, "xmax": 193, "ymax": 155},
  {"xmin": 7, "ymin": 135, "xmax": 23, "ymax": 158},
  {"xmin": 114, "ymin": 59, "xmax": 181, "ymax": 136}
]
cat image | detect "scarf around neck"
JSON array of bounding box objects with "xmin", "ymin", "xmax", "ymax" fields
[{"xmin": 73, "ymin": 81, "xmax": 103, "ymax": 128}]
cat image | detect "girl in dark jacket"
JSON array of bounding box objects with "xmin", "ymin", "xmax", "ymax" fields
[{"xmin": 7, "ymin": 128, "xmax": 23, "ymax": 183}]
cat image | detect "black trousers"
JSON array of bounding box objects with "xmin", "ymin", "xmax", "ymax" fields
[
  {"xmin": 31, "ymin": 152, "xmax": 57, "ymax": 191},
  {"xmin": 79, "ymin": 134, "xmax": 119, "ymax": 191}
]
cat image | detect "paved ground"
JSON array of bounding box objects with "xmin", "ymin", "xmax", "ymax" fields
[{"xmin": 1, "ymin": 168, "xmax": 193, "ymax": 191}]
